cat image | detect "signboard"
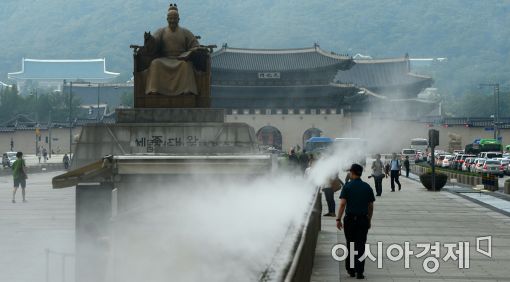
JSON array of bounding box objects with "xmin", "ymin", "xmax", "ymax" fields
[
  {"xmin": 132, "ymin": 135, "xmax": 203, "ymax": 153},
  {"xmin": 258, "ymin": 72, "xmax": 280, "ymax": 79}
]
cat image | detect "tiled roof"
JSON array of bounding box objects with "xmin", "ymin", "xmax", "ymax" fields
[
  {"xmin": 0, "ymin": 114, "xmax": 35, "ymax": 127},
  {"xmin": 335, "ymin": 58, "xmax": 432, "ymax": 88},
  {"xmin": 8, "ymin": 58, "xmax": 119, "ymax": 82},
  {"xmin": 0, "ymin": 81, "xmax": 12, "ymax": 88},
  {"xmin": 211, "ymin": 46, "xmax": 354, "ymax": 72}
]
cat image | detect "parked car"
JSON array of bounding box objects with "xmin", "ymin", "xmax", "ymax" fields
[
  {"xmin": 462, "ymin": 157, "xmax": 476, "ymax": 172},
  {"xmin": 499, "ymin": 159, "xmax": 510, "ymax": 176},
  {"xmin": 476, "ymin": 159, "xmax": 500, "ymax": 174},
  {"xmin": 415, "ymin": 150, "xmax": 425, "ymax": 163},
  {"xmin": 441, "ymin": 155, "xmax": 454, "ymax": 168},
  {"xmin": 435, "ymin": 154, "xmax": 447, "ymax": 166},
  {"xmin": 479, "ymin": 152, "xmax": 503, "ymax": 159},
  {"xmin": 401, "ymin": 148, "xmax": 417, "ymax": 162},
  {"xmin": 506, "ymin": 162, "xmax": 510, "ymax": 176},
  {"xmin": 2, "ymin": 152, "xmax": 17, "ymax": 168},
  {"xmin": 456, "ymin": 154, "xmax": 476, "ymax": 170},
  {"xmin": 452, "ymin": 154, "xmax": 464, "ymax": 170},
  {"xmin": 473, "ymin": 158, "xmax": 486, "ymax": 173}
]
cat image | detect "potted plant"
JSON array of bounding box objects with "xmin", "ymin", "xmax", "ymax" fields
[{"xmin": 419, "ymin": 171, "xmax": 448, "ymax": 191}]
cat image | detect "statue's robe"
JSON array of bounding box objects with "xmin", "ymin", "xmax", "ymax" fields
[{"xmin": 144, "ymin": 26, "xmax": 199, "ymax": 96}]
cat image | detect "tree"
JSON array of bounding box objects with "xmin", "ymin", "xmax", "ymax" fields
[{"xmin": 120, "ymin": 91, "xmax": 134, "ymax": 108}]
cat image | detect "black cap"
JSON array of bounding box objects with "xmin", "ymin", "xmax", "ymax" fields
[{"xmin": 349, "ymin": 163, "xmax": 363, "ymax": 176}]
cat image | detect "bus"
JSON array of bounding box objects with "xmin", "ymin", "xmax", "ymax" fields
[
  {"xmin": 465, "ymin": 139, "xmax": 502, "ymax": 155},
  {"xmin": 334, "ymin": 138, "xmax": 368, "ymax": 166},
  {"xmin": 410, "ymin": 138, "xmax": 428, "ymax": 152},
  {"xmin": 304, "ymin": 137, "xmax": 333, "ymax": 154}
]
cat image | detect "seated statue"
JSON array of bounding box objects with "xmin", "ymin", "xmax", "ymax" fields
[
  {"xmin": 130, "ymin": 4, "xmax": 215, "ymax": 108},
  {"xmin": 143, "ymin": 4, "xmax": 199, "ymax": 96}
]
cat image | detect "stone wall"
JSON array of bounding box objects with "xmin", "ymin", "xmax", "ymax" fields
[
  {"xmin": 2, "ymin": 114, "xmax": 510, "ymax": 154},
  {"xmin": 0, "ymin": 127, "xmax": 80, "ymax": 154}
]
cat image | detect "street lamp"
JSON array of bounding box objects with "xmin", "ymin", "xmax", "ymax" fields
[
  {"xmin": 64, "ymin": 80, "xmax": 73, "ymax": 157},
  {"xmin": 479, "ymin": 83, "xmax": 500, "ymax": 140},
  {"xmin": 97, "ymin": 83, "xmax": 101, "ymax": 122},
  {"xmin": 31, "ymin": 88, "xmax": 39, "ymax": 155}
]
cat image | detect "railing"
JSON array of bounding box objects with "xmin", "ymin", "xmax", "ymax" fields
[
  {"xmin": 419, "ymin": 116, "xmax": 510, "ymax": 128},
  {"xmin": 45, "ymin": 249, "xmax": 75, "ymax": 282},
  {"xmin": 259, "ymin": 189, "xmax": 322, "ymax": 281}
]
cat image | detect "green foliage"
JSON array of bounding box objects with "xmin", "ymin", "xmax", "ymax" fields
[
  {"xmin": 120, "ymin": 91, "xmax": 134, "ymax": 108},
  {"xmin": 0, "ymin": 85, "xmax": 24, "ymax": 120},
  {"xmin": 0, "ymin": 87, "xmax": 81, "ymax": 123},
  {"xmin": 0, "ymin": 0, "xmax": 509, "ymax": 117}
]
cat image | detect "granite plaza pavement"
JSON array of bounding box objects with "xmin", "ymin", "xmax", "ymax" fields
[
  {"xmin": 0, "ymin": 171, "xmax": 75, "ymax": 282},
  {"xmin": 311, "ymin": 173, "xmax": 510, "ymax": 282},
  {"xmin": 1, "ymin": 169, "xmax": 510, "ymax": 281}
]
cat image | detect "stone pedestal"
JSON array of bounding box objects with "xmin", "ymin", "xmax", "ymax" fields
[
  {"xmin": 71, "ymin": 108, "xmax": 260, "ymax": 169},
  {"xmin": 116, "ymin": 108, "xmax": 224, "ymax": 123}
]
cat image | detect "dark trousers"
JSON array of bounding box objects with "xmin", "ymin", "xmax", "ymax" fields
[
  {"xmin": 344, "ymin": 214, "xmax": 369, "ymax": 275},
  {"xmin": 323, "ymin": 188, "xmax": 335, "ymax": 214},
  {"xmin": 390, "ymin": 170, "xmax": 401, "ymax": 190},
  {"xmin": 405, "ymin": 166, "xmax": 410, "ymax": 177},
  {"xmin": 373, "ymin": 175, "xmax": 383, "ymax": 196}
]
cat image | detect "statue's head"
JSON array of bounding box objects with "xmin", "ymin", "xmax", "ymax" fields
[{"xmin": 167, "ymin": 4, "xmax": 179, "ymax": 31}]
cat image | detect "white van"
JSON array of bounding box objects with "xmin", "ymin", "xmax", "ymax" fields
[
  {"xmin": 479, "ymin": 152, "xmax": 503, "ymax": 159},
  {"xmin": 401, "ymin": 148, "xmax": 417, "ymax": 162}
]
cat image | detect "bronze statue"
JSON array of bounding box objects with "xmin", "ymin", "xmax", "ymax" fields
[
  {"xmin": 130, "ymin": 4, "xmax": 215, "ymax": 108},
  {"xmin": 143, "ymin": 4, "xmax": 200, "ymax": 96}
]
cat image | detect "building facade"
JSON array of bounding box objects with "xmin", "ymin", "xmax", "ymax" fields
[{"xmin": 5, "ymin": 48, "xmax": 440, "ymax": 152}]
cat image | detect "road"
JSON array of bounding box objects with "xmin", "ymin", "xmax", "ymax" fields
[
  {"xmin": 311, "ymin": 172, "xmax": 510, "ymax": 281},
  {"xmin": 0, "ymin": 171, "xmax": 74, "ymax": 282}
]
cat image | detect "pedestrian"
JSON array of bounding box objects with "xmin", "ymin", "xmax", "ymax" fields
[
  {"xmin": 63, "ymin": 154, "xmax": 70, "ymax": 170},
  {"xmin": 42, "ymin": 148, "xmax": 48, "ymax": 163},
  {"xmin": 37, "ymin": 149, "xmax": 42, "ymax": 164},
  {"xmin": 336, "ymin": 163, "xmax": 375, "ymax": 279},
  {"xmin": 12, "ymin": 151, "xmax": 28, "ymax": 203},
  {"xmin": 389, "ymin": 153, "xmax": 402, "ymax": 191},
  {"xmin": 370, "ymin": 154, "xmax": 385, "ymax": 196},
  {"xmin": 299, "ymin": 149, "xmax": 310, "ymax": 173},
  {"xmin": 288, "ymin": 148, "xmax": 299, "ymax": 170},
  {"xmin": 322, "ymin": 171, "xmax": 344, "ymax": 216},
  {"xmin": 404, "ymin": 156, "xmax": 410, "ymax": 178},
  {"xmin": 304, "ymin": 155, "xmax": 315, "ymax": 177}
]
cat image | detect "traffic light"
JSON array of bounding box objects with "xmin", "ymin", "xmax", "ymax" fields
[{"xmin": 428, "ymin": 129, "xmax": 439, "ymax": 147}]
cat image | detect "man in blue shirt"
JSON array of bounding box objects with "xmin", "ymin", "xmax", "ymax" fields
[
  {"xmin": 389, "ymin": 153, "xmax": 402, "ymax": 191},
  {"xmin": 337, "ymin": 163, "xmax": 375, "ymax": 279}
]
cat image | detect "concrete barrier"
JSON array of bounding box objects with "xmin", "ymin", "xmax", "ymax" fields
[
  {"xmin": 282, "ymin": 189, "xmax": 321, "ymax": 282},
  {"xmin": 413, "ymin": 165, "xmax": 484, "ymax": 188},
  {"xmin": 505, "ymin": 181, "xmax": 510, "ymax": 194}
]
